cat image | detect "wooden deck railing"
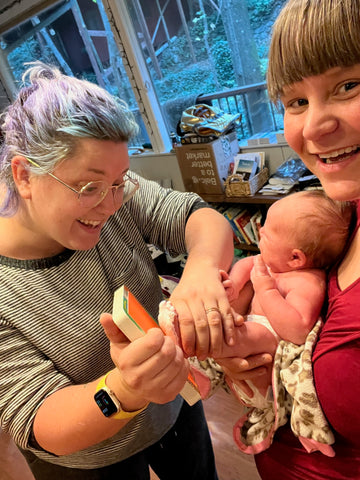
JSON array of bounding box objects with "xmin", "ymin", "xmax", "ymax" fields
[{"xmin": 197, "ymin": 81, "xmax": 283, "ymax": 138}]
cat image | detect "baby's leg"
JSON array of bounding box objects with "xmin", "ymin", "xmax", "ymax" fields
[
  {"xmin": 159, "ymin": 301, "xmax": 277, "ymax": 399},
  {"xmin": 217, "ymin": 320, "xmax": 278, "ymax": 360},
  {"xmin": 217, "ymin": 320, "xmax": 278, "ymax": 397},
  {"xmin": 159, "ymin": 301, "xmax": 278, "ymax": 361}
]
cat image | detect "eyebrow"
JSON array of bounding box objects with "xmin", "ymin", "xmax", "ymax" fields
[
  {"xmin": 86, "ymin": 167, "xmax": 129, "ymax": 175},
  {"xmin": 87, "ymin": 168, "xmax": 105, "ymax": 174}
]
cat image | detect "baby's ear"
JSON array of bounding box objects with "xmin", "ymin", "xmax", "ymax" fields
[
  {"xmin": 11, "ymin": 156, "xmax": 32, "ymax": 199},
  {"xmin": 288, "ymin": 248, "xmax": 307, "ymax": 269}
]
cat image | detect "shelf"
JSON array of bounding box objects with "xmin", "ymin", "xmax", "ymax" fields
[
  {"xmin": 235, "ymin": 242, "xmax": 259, "ymax": 252},
  {"xmin": 199, "ymin": 193, "xmax": 282, "ymax": 204},
  {"xmin": 199, "ymin": 191, "xmax": 284, "ymax": 254}
]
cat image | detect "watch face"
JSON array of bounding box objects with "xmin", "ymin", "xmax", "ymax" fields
[{"xmin": 94, "ymin": 390, "xmax": 118, "ymax": 417}]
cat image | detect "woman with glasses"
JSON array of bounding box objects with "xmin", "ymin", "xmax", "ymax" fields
[{"xmin": 0, "ymin": 62, "xmax": 239, "ymax": 479}]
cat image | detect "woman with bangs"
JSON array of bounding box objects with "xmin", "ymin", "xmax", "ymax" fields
[{"xmin": 219, "ymin": 0, "xmax": 360, "ymax": 478}]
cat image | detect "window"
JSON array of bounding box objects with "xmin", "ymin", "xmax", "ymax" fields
[
  {"xmin": 0, "ymin": 0, "xmax": 150, "ymax": 147},
  {"xmin": 0, "ymin": 0, "xmax": 286, "ymax": 152},
  {"xmin": 123, "ymin": 0, "xmax": 285, "ymax": 141}
]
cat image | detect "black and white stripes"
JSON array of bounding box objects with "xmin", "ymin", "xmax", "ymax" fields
[{"xmin": 0, "ymin": 173, "xmax": 202, "ymax": 468}]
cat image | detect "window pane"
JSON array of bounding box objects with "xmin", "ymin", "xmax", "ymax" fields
[
  {"xmin": 0, "ymin": 0, "xmax": 150, "ymax": 147},
  {"xmin": 124, "ymin": 0, "xmax": 286, "ymax": 142}
]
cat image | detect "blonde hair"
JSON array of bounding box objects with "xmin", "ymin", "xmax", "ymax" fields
[
  {"xmin": 267, "ymin": 0, "xmax": 360, "ymax": 103},
  {"xmin": 288, "ymin": 190, "xmax": 353, "ymax": 269}
]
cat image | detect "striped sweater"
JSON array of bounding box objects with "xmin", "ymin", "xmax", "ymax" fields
[{"xmin": 0, "ymin": 173, "xmax": 203, "ymax": 469}]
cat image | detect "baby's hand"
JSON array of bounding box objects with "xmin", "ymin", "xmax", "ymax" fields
[
  {"xmin": 251, "ymin": 254, "xmax": 268, "ymax": 276},
  {"xmin": 250, "ymin": 255, "xmax": 276, "ymax": 292},
  {"xmin": 219, "ymin": 269, "xmax": 237, "ymax": 301}
]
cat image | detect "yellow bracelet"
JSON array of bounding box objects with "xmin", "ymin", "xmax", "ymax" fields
[{"xmin": 95, "ymin": 372, "xmax": 149, "ymax": 420}]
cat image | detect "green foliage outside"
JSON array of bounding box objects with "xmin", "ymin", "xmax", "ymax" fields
[
  {"xmin": 6, "ymin": 1, "xmax": 282, "ymax": 100},
  {"xmin": 153, "ymin": 10, "xmax": 235, "ymax": 100},
  {"xmin": 153, "ymin": 1, "xmax": 284, "ymax": 102},
  {"xmin": 4, "ymin": 0, "xmax": 285, "ymax": 141},
  {"xmin": 247, "ymin": 0, "xmax": 279, "ymax": 21},
  {"xmin": 7, "ymin": 37, "xmax": 58, "ymax": 87}
]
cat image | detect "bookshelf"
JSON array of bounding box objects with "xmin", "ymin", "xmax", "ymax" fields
[
  {"xmin": 235, "ymin": 242, "xmax": 260, "ymax": 252},
  {"xmin": 199, "ymin": 193, "xmax": 280, "ymax": 204},
  {"xmin": 199, "ymin": 192, "xmax": 285, "ymax": 253}
]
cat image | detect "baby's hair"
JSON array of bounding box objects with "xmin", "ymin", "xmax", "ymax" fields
[
  {"xmin": 0, "ymin": 62, "xmax": 139, "ymax": 216},
  {"xmin": 292, "ymin": 190, "xmax": 353, "ymax": 269},
  {"xmin": 267, "ymin": 0, "xmax": 360, "ymax": 103}
]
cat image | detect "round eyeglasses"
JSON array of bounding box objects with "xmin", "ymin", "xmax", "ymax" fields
[{"xmin": 25, "ymin": 157, "xmax": 139, "ymax": 208}]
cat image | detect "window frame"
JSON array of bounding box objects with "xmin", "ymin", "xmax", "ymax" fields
[
  {"xmin": 0, "ymin": 0, "xmax": 172, "ymax": 153},
  {"xmin": 103, "ymin": 0, "xmax": 171, "ymax": 153}
]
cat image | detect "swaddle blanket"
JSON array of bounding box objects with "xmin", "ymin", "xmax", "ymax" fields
[{"xmin": 229, "ymin": 319, "xmax": 335, "ymax": 456}]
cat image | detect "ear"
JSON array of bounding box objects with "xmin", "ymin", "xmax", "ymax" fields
[
  {"xmin": 11, "ymin": 156, "xmax": 32, "ymax": 199},
  {"xmin": 287, "ymin": 248, "xmax": 307, "ymax": 269}
]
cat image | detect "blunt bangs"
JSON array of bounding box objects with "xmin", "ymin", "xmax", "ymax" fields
[{"xmin": 267, "ymin": 0, "xmax": 360, "ymax": 103}]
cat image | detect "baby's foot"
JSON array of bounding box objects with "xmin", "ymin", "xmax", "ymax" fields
[{"xmin": 158, "ymin": 300, "xmax": 181, "ymax": 346}]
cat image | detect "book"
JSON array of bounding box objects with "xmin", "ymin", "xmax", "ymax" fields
[
  {"xmin": 222, "ymin": 205, "xmax": 247, "ymax": 243},
  {"xmin": 233, "ymin": 155, "xmax": 258, "ymax": 180},
  {"xmin": 232, "ymin": 151, "xmax": 265, "ymax": 176},
  {"xmin": 258, "ymin": 183, "xmax": 295, "ymax": 195},
  {"xmin": 112, "ymin": 285, "xmax": 201, "ymax": 406},
  {"xmin": 257, "ymin": 151, "xmax": 266, "ymax": 170},
  {"xmin": 250, "ymin": 210, "xmax": 262, "ymax": 246},
  {"xmin": 233, "ymin": 209, "xmax": 257, "ymax": 245}
]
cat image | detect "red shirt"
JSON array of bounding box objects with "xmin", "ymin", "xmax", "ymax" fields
[{"xmin": 255, "ymin": 202, "xmax": 360, "ymax": 480}]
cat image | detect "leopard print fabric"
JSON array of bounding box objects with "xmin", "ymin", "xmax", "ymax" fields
[{"xmin": 231, "ymin": 319, "xmax": 335, "ymax": 456}]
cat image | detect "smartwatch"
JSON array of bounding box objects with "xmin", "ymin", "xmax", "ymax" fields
[{"xmin": 94, "ymin": 373, "xmax": 148, "ymax": 419}]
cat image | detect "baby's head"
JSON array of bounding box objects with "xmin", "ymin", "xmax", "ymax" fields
[{"xmin": 260, "ymin": 190, "xmax": 353, "ymax": 271}]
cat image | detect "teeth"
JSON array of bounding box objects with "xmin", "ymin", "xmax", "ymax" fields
[
  {"xmin": 319, "ymin": 145, "xmax": 359, "ymax": 159},
  {"xmin": 79, "ymin": 219, "xmax": 101, "ymax": 227}
]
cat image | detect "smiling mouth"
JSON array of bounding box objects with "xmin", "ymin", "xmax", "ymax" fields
[
  {"xmin": 318, "ymin": 145, "xmax": 360, "ymax": 164},
  {"xmin": 78, "ymin": 219, "xmax": 101, "ymax": 228}
]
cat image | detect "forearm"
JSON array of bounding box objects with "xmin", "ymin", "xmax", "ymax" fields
[
  {"xmin": 33, "ymin": 369, "xmax": 147, "ymax": 455},
  {"xmin": 34, "ymin": 322, "xmax": 189, "ymax": 456},
  {"xmin": 169, "ymin": 207, "xmax": 236, "ymax": 358},
  {"xmin": 230, "ymin": 280, "xmax": 254, "ymax": 315},
  {"xmin": 184, "ymin": 207, "xmax": 234, "ymax": 273},
  {"xmin": 256, "ymin": 288, "xmax": 309, "ymax": 344}
]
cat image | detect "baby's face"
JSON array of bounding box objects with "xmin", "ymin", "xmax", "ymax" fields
[{"xmin": 258, "ymin": 200, "xmax": 296, "ymax": 272}]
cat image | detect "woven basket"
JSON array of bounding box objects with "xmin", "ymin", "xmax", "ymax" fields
[{"xmin": 225, "ymin": 167, "xmax": 269, "ymax": 197}]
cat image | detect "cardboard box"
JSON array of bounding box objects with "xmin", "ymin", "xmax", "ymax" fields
[{"xmin": 176, "ymin": 132, "xmax": 239, "ymax": 194}]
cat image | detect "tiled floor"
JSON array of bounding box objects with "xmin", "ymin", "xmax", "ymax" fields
[{"xmin": 0, "ymin": 388, "xmax": 260, "ymax": 480}]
